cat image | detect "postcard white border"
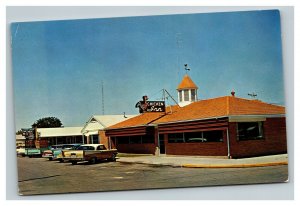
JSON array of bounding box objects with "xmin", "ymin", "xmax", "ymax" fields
[{"xmin": 4, "ymin": 6, "xmax": 295, "ymax": 202}]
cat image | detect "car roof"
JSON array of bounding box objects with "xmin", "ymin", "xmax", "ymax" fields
[
  {"xmin": 79, "ymin": 144, "xmax": 104, "ymax": 146},
  {"xmin": 63, "ymin": 144, "xmax": 81, "ymax": 146}
]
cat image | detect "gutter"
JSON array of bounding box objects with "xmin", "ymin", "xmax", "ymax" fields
[{"xmin": 226, "ymin": 128, "xmax": 231, "ymax": 159}]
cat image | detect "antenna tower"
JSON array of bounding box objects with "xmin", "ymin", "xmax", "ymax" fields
[
  {"xmin": 101, "ymin": 81, "xmax": 105, "ymax": 115},
  {"xmin": 176, "ymin": 33, "xmax": 183, "ymax": 83}
]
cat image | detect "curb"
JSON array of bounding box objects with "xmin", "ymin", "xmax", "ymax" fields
[
  {"xmin": 117, "ymin": 160, "xmax": 288, "ymax": 168},
  {"xmin": 181, "ymin": 161, "xmax": 288, "ymax": 168}
]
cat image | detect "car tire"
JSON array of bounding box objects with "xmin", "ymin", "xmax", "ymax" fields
[
  {"xmin": 71, "ymin": 161, "xmax": 77, "ymax": 165},
  {"xmin": 58, "ymin": 159, "xmax": 64, "ymax": 163},
  {"xmin": 90, "ymin": 157, "xmax": 97, "ymax": 164},
  {"xmin": 109, "ymin": 154, "xmax": 116, "ymax": 162},
  {"xmin": 49, "ymin": 157, "xmax": 53, "ymax": 161}
]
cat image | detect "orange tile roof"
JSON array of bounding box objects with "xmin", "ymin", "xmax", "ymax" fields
[
  {"xmin": 155, "ymin": 96, "xmax": 285, "ymax": 124},
  {"xmin": 177, "ymin": 74, "xmax": 198, "ymax": 90},
  {"xmin": 107, "ymin": 105, "xmax": 180, "ymax": 129},
  {"xmin": 107, "ymin": 96, "xmax": 285, "ymax": 129}
]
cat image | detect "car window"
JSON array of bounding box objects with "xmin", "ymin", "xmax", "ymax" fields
[
  {"xmin": 73, "ymin": 145, "xmax": 81, "ymax": 149},
  {"xmin": 96, "ymin": 145, "xmax": 106, "ymax": 150},
  {"xmin": 62, "ymin": 145, "xmax": 74, "ymax": 149},
  {"xmin": 76, "ymin": 146, "xmax": 95, "ymax": 150}
]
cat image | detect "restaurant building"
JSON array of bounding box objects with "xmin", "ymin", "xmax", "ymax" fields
[{"xmin": 105, "ymin": 75, "xmax": 287, "ymax": 158}]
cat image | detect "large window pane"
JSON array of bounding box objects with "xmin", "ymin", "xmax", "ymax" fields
[
  {"xmin": 92, "ymin": 135, "xmax": 99, "ymax": 144},
  {"xmin": 203, "ymin": 130, "xmax": 223, "ymax": 142},
  {"xmin": 117, "ymin": 137, "xmax": 129, "ymax": 144},
  {"xmin": 185, "ymin": 132, "xmax": 203, "ymax": 142},
  {"xmin": 129, "ymin": 136, "xmax": 142, "ymax": 144},
  {"xmin": 168, "ymin": 133, "xmax": 184, "ymax": 143},
  {"xmin": 142, "ymin": 135, "xmax": 154, "ymax": 143},
  {"xmin": 237, "ymin": 122, "xmax": 263, "ymax": 141}
]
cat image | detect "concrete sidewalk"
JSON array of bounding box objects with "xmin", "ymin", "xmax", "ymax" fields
[{"xmin": 116, "ymin": 153, "xmax": 288, "ymax": 168}]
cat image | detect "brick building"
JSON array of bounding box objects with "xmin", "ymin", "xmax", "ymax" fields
[{"xmin": 105, "ymin": 75, "xmax": 287, "ymax": 158}]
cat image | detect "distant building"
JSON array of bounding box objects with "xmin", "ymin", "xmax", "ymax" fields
[
  {"xmin": 37, "ymin": 127, "xmax": 84, "ymax": 145},
  {"xmin": 81, "ymin": 114, "xmax": 137, "ymax": 148},
  {"xmin": 16, "ymin": 134, "xmax": 26, "ymax": 147},
  {"xmin": 105, "ymin": 74, "xmax": 287, "ymax": 158}
]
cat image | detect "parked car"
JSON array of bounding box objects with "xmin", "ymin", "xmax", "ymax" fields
[
  {"xmin": 16, "ymin": 146, "xmax": 25, "ymax": 157},
  {"xmin": 42, "ymin": 144, "xmax": 81, "ymax": 161},
  {"xmin": 25, "ymin": 148, "xmax": 44, "ymax": 157},
  {"xmin": 62, "ymin": 144, "xmax": 117, "ymax": 165}
]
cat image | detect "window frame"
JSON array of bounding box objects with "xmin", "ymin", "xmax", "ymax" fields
[
  {"xmin": 237, "ymin": 121, "xmax": 264, "ymax": 141},
  {"xmin": 183, "ymin": 89, "xmax": 189, "ymax": 101},
  {"xmin": 168, "ymin": 130, "xmax": 224, "ymax": 143},
  {"xmin": 191, "ymin": 89, "xmax": 196, "ymax": 101}
]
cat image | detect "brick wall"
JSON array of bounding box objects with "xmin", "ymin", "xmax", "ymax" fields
[
  {"xmin": 228, "ymin": 117, "xmax": 287, "ymax": 158},
  {"xmin": 116, "ymin": 143, "xmax": 156, "ymax": 154},
  {"xmin": 99, "ymin": 130, "xmax": 109, "ymax": 149}
]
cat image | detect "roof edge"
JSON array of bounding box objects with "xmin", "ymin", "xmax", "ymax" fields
[{"xmin": 156, "ymin": 114, "xmax": 286, "ymax": 125}]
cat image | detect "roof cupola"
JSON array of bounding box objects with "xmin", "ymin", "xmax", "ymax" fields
[{"xmin": 177, "ymin": 73, "xmax": 198, "ymax": 107}]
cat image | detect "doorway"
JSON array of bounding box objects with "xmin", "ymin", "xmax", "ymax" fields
[{"xmin": 159, "ymin": 134, "xmax": 165, "ymax": 154}]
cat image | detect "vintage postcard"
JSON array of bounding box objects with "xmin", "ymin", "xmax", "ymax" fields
[{"xmin": 12, "ymin": 9, "xmax": 288, "ymax": 196}]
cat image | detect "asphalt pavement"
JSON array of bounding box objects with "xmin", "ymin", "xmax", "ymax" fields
[{"xmin": 116, "ymin": 153, "xmax": 288, "ymax": 168}]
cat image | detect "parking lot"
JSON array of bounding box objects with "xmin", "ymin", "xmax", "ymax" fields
[{"xmin": 17, "ymin": 156, "xmax": 288, "ymax": 195}]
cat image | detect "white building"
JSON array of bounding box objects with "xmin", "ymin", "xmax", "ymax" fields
[
  {"xmin": 81, "ymin": 114, "xmax": 137, "ymax": 146},
  {"xmin": 37, "ymin": 127, "xmax": 84, "ymax": 145}
]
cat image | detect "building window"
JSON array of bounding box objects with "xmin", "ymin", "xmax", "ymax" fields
[
  {"xmin": 179, "ymin": 90, "xmax": 182, "ymax": 102},
  {"xmin": 168, "ymin": 133, "xmax": 184, "ymax": 143},
  {"xmin": 116, "ymin": 135, "xmax": 154, "ymax": 144},
  {"xmin": 185, "ymin": 132, "xmax": 203, "ymax": 142},
  {"xmin": 191, "ymin": 89, "xmax": 196, "ymax": 101},
  {"xmin": 237, "ymin": 122, "xmax": 263, "ymax": 141},
  {"xmin": 203, "ymin": 130, "xmax": 223, "ymax": 142},
  {"xmin": 57, "ymin": 137, "xmax": 63, "ymax": 144},
  {"xmin": 142, "ymin": 135, "xmax": 155, "ymax": 143},
  {"xmin": 129, "ymin": 136, "xmax": 142, "ymax": 144},
  {"xmin": 117, "ymin": 137, "xmax": 129, "ymax": 144},
  {"xmin": 91, "ymin": 135, "xmax": 99, "ymax": 144},
  {"xmin": 184, "ymin": 90, "xmax": 189, "ymax": 101},
  {"xmin": 168, "ymin": 130, "xmax": 224, "ymax": 143}
]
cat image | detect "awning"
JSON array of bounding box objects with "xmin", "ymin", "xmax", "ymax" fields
[
  {"xmin": 158, "ymin": 117, "xmax": 229, "ymax": 134},
  {"xmin": 83, "ymin": 131, "xmax": 99, "ymax": 136},
  {"xmin": 105, "ymin": 126, "xmax": 155, "ymax": 137}
]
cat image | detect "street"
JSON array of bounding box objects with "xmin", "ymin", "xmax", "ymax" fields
[{"xmin": 17, "ymin": 156, "xmax": 288, "ymax": 195}]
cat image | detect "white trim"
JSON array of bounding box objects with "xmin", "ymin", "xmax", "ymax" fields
[
  {"xmin": 228, "ymin": 116, "xmax": 266, "ymax": 122},
  {"xmin": 157, "ymin": 114, "xmax": 285, "ymax": 125}
]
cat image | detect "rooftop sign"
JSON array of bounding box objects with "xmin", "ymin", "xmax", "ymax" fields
[{"xmin": 135, "ymin": 96, "xmax": 165, "ymax": 113}]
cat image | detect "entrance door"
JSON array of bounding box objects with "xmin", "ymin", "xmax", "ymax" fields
[{"xmin": 159, "ymin": 134, "xmax": 165, "ymax": 154}]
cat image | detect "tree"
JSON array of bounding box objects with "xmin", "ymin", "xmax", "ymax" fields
[{"xmin": 32, "ymin": 117, "xmax": 63, "ymax": 128}]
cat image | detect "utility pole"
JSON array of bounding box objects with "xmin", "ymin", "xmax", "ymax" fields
[{"xmin": 101, "ymin": 81, "xmax": 105, "ymax": 115}]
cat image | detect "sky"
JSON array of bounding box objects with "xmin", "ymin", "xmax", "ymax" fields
[{"xmin": 11, "ymin": 9, "xmax": 285, "ymax": 130}]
